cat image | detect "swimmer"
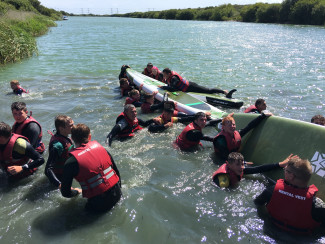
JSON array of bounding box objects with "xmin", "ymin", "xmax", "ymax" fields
[
  {"xmin": 10, "ymin": 80, "xmax": 28, "ymax": 95},
  {"xmin": 244, "ymin": 98, "xmax": 267, "ymax": 114}
]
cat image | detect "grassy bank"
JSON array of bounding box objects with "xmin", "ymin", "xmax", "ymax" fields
[{"xmin": 0, "ymin": 0, "xmax": 62, "ymax": 64}]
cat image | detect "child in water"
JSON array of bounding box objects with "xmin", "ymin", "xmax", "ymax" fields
[
  {"xmin": 125, "ymin": 89, "xmax": 142, "ymax": 107},
  {"xmin": 10, "ymin": 80, "xmax": 28, "ymax": 95},
  {"xmin": 212, "ymin": 152, "xmax": 295, "ymax": 188}
]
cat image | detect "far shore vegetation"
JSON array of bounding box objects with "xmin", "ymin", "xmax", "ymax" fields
[
  {"xmin": 0, "ymin": 0, "xmax": 65, "ymax": 64},
  {"xmin": 108, "ymin": 0, "xmax": 325, "ymax": 26}
]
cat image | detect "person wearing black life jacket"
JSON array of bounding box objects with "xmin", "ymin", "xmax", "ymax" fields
[
  {"xmin": 106, "ymin": 104, "xmax": 157, "ymax": 146},
  {"xmin": 213, "ymin": 112, "xmax": 272, "ymax": 160},
  {"xmin": 11, "ymin": 102, "xmax": 45, "ymax": 154},
  {"xmin": 244, "ymin": 98, "xmax": 267, "ymax": 114},
  {"xmin": 254, "ymin": 156, "xmax": 325, "ymax": 235},
  {"xmin": 0, "ymin": 122, "xmax": 44, "ymax": 181},
  {"xmin": 60, "ymin": 123, "xmax": 122, "ymax": 213},
  {"xmin": 45, "ymin": 115, "xmax": 74, "ymax": 187},
  {"xmin": 159, "ymin": 68, "xmax": 237, "ymax": 98},
  {"xmin": 212, "ymin": 152, "xmax": 293, "ymax": 188}
]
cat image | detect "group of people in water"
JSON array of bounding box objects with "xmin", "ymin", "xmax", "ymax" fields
[{"xmin": 1, "ymin": 65, "xmax": 324, "ymax": 234}]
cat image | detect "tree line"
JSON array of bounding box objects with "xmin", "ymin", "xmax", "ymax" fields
[{"xmin": 111, "ymin": 0, "xmax": 325, "ymax": 26}]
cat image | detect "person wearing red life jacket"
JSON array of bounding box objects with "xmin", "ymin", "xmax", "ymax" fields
[
  {"xmin": 151, "ymin": 66, "xmax": 163, "ymax": 81},
  {"xmin": 10, "ymin": 80, "xmax": 28, "ymax": 95},
  {"xmin": 254, "ymin": 157, "xmax": 325, "ymax": 235},
  {"xmin": 106, "ymin": 104, "xmax": 156, "ymax": 146},
  {"xmin": 213, "ymin": 112, "xmax": 272, "ymax": 160},
  {"xmin": 174, "ymin": 112, "xmax": 220, "ymax": 151},
  {"xmin": 45, "ymin": 115, "xmax": 74, "ymax": 187},
  {"xmin": 0, "ymin": 122, "xmax": 44, "ymax": 181},
  {"xmin": 142, "ymin": 62, "xmax": 154, "ymax": 78},
  {"xmin": 11, "ymin": 102, "xmax": 45, "ymax": 154},
  {"xmin": 244, "ymin": 98, "xmax": 267, "ymax": 114},
  {"xmin": 119, "ymin": 78, "xmax": 134, "ymax": 97},
  {"xmin": 60, "ymin": 123, "xmax": 122, "ymax": 213},
  {"xmin": 212, "ymin": 152, "xmax": 294, "ymax": 188},
  {"xmin": 159, "ymin": 68, "xmax": 237, "ymax": 98}
]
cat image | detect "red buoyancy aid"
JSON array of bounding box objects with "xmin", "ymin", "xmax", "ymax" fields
[
  {"xmin": 143, "ymin": 67, "xmax": 154, "ymax": 78},
  {"xmin": 244, "ymin": 105, "xmax": 259, "ymax": 113},
  {"xmin": 266, "ymin": 179, "xmax": 321, "ymax": 234},
  {"xmin": 141, "ymin": 102, "xmax": 152, "ymax": 114},
  {"xmin": 214, "ymin": 130, "xmax": 241, "ymax": 154},
  {"xmin": 14, "ymin": 85, "xmax": 28, "ymax": 95},
  {"xmin": 0, "ymin": 133, "xmax": 36, "ymax": 177},
  {"xmin": 49, "ymin": 134, "xmax": 73, "ymax": 174},
  {"xmin": 166, "ymin": 71, "xmax": 190, "ymax": 92},
  {"xmin": 116, "ymin": 112, "xmax": 143, "ymax": 137},
  {"xmin": 12, "ymin": 116, "xmax": 45, "ymax": 153},
  {"xmin": 70, "ymin": 141, "xmax": 120, "ymax": 199},
  {"xmin": 175, "ymin": 122, "xmax": 202, "ymax": 150},
  {"xmin": 212, "ymin": 163, "xmax": 243, "ymax": 187},
  {"xmin": 125, "ymin": 97, "xmax": 140, "ymax": 106}
]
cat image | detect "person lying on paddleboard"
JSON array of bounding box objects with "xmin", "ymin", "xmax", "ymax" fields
[
  {"xmin": 212, "ymin": 152, "xmax": 294, "ymax": 188},
  {"xmin": 158, "ymin": 68, "xmax": 236, "ymax": 98},
  {"xmin": 244, "ymin": 98, "xmax": 267, "ymax": 114},
  {"xmin": 142, "ymin": 63, "xmax": 163, "ymax": 81},
  {"xmin": 213, "ymin": 112, "xmax": 272, "ymax": 160},
  {"xmin": 105, "ymin": 104, "xmax": 158, "ymax": 146},
  {"xmin": 173, "ymin": 112, "xmax": 221, "ymax": 151},
  {"xmin": 254, "ymin": 156, "xmax": 325, "ymax": 235}
]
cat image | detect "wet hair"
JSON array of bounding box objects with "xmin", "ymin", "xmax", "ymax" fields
[
  {"xmin": 255, "ymin": 98, "xmax": 265, "ymax": 107},
  {"xmin": 222, "ymin": 115, "xmax": 235, "ymax": 126},
  {"xmin": 227, "ymin": 152, "xmax": 244, "ymax": 164},
  {"xmin": 128, "ymin": 89, "xmax": 139, "ymax": 97},
  {"xmin": 10, "ymin": 80, "xmax": 20, "ymax": 86},
  {"xmin": 286, "ymin": 157, "xmax": 312, "ymax": 184},
  {"xmin": 55, "ymin": 115, "xmax": 72, "ymax": 131},
  {"xmin": 11, "ymin": 101, "xmax": 27, "ymax": 112},
  {"xmin": 119, "ymin": 78, "xmax": 129, "ymax": 86},
  {"xmin": 143, "ymin": 93, "xmax": 154, "ymax": 100},
  {"xmin": 124, "ymin": 104, "xmax": 136, "ymax": 113},
  {"xmin": 194, "ymin": 112, "xmax": 206, "ymax": 121},
  {"xmin": 0, "ymin": 122, "xmax": 12, "ymax": 138},
  {"xmin": 163, "ymin": 101, "xmax": 175, "ymax": 113},
  {"xmin": 163, "ymin": 68, "xmax": 172, "ymax": 74},
  {"xmin": 71, "ymin": 124, "xmax": 90, "ymax": 145},
  {"xmin": 147, "ymin": 62, "xmax": 153, "ymax": 67},
  {"xmin": 311, "ymin": 115, "xmax": 324, "ymax": 124}
]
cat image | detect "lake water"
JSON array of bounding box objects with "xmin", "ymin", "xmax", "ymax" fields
[{"xmin": 0, "ymin": 17, "xmax": 324, "ymax": 243}]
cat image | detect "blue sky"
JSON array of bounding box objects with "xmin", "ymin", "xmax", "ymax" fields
[{"xmin": 40, "ymin": 0, "xmax": 282, "ymax": 15}]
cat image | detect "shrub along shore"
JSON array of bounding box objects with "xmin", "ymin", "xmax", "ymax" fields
[
  {"xmin": 111, "ymin": 0, "xmax": 325, "ymax": 26},
  {"xmin": 0, "ymin": 0, "xmax": 63, "ymax": 64}
]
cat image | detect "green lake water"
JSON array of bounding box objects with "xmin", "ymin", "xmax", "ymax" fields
[{"xmin": 0, "ymin": 17, "xmax": 324, "ymax": 243}]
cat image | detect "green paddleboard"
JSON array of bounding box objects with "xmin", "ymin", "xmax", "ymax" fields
[{"xmin": 232, "ymin": 113, "xmax": 325, "ymax": 197}]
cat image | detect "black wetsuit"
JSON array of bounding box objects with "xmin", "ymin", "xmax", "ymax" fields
[
  {"xmin": 161, "ymin": 75, "xmax": 225, "ymax": 94},
  {"xmin": 44, "ymin": 133, "xmax": 72, "ymax": 187},
  {"xmin": 254, "ymin": 181, "xmax": 325, "ymax": 224},
  {"xmin": 60, "ymin": 150, "xmax": 121, "ymax": 213},
  {"xmin": 148, "ymin": 115, "xmax": 196, "ymax": 133},
  {"xmin": 213, "ymin": 114, "xmax": 267, "ymax": 160},
  {"xmin": 106, "ymin": 117, "xmax": 154, "ymax": 146}
]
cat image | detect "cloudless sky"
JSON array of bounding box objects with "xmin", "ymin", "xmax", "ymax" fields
[{"xmin": 39, "ymin": 0, "xmax": 282, "ymax": 15}]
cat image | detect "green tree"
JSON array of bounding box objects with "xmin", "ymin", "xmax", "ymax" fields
[
  {"xmin": 311, "ymin": 0, "xmax": 325, "ymax": 25},
  {"xmin": 290, "ymin": 0, "xmax": 318, "ymax": 24},
  {"xmin": 195, "ymin": 8, "xmax": 213, "ymax": 20},
  {"xmin": 240, "ymin": 3, "xmax": 263, "ymax": 22},
  {"xmin": 256, "ymin": 3, "xmax": 281, "ymax": 23},
  {"xmin": 176, "ymin": 9, "xmax": 194, "ymax": 20},
  {"xmin": 165, "ymin": 9, "xmax": 177, "ymax": 19}
]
